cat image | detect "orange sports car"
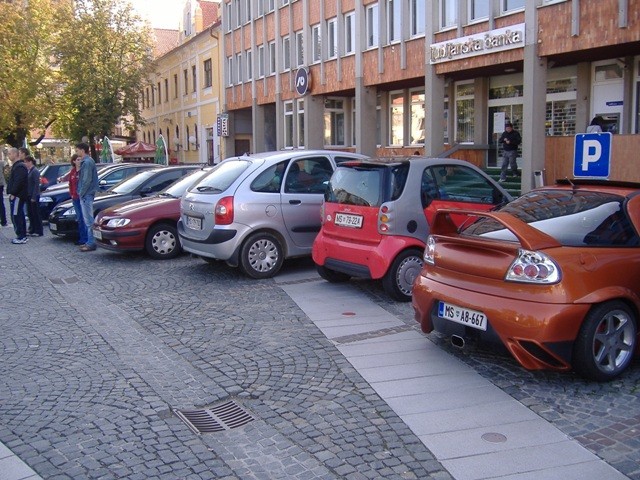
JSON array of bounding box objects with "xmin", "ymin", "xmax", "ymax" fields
[{"xmin": 412, "ymin": 179, "xmax": 640, "ymax": 381}]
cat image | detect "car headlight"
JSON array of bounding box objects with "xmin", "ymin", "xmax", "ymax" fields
[
  {"xmin": 40, "ymin": 197, "xmax": 54, "ymax": 203},
  {"xmin": 106, "ymin": 218, "xmax": 131, "ymax": 228},
  {"xmin": 62, "ymin": 207, "xmax": 76, "ymax": 217}
]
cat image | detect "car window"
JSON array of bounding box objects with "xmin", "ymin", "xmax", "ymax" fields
[
  {"xmin": 252, "ymin": 161, "xmax": 287, "ymax": 193},
  {"xmin": 162, "ymin": 168, "xmax": 211, "ymax": 197},
  {"xmin": 421, "ymin": 168, "xmax": 439, "ymax": 207},
  {"xmin": 463, "ymin": 190, "xmax": 640, "ymax": 247},
  {"xmin": 141, "ymin": 170, "xmax": 187, "ymax": 194},
  {"xmin": 190, "ymin": 159, "xmax": 251, "ymax": 193},
  {"xmin": 102, "ymin": 168, "xmax": 130, "ymax": 184},
  {"xmin": 284, "ymin": 157, "xmax": 333, "ymax": 194},
  {"xmin": 431, "ymin": 165, "xmax": 500, "ymax": 204},
  {"xmin": 110, "ymin": 170, "xmax": 158, "ymax": 194},
  {"xmin": 326, "ymin": 166, "xmax": 384, "ymax": 207}
]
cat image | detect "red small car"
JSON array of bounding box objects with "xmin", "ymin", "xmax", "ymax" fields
[
  {"xmin": 413, "ymin": 180, "xmax": 640, "ymax": 381},
  {"xmin": 312, "ymin": 157, "xmax": 512, "ymax": 301},
  {"xmin": 93, "ymin": 168, "xmax": 211, "ymax": 259}
]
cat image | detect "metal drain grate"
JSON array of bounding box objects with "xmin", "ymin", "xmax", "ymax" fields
[{"xmin": 174, "ymin": 400, "xmax": 255, "ymax": 434}]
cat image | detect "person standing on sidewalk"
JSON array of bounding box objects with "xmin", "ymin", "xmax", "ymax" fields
[
  {"xmin": 75, "ymin": 142, "xmax": 98, "ymax": 252},
  {"xmin": 68, "ymin": 154, "xmax": 87, "ymax": 246},
  {"xmin": 498, "ymin": 122, "xmax": 521, "ymax": 182},
  {"xmin": 25, "ymin": 155, "xmax": 43, "ymax": 237},
  {"xmin": 7, "ymin": 147, "xmax": 29, "ymax": 244},
  {"xmin": 0, "ymin": 153, "xmax": 7, "ymax": 227}
]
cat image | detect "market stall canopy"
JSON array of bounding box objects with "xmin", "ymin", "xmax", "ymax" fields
[{"xmin": 115, "ymin": 141, "xmax": 156, "ymax": 158}]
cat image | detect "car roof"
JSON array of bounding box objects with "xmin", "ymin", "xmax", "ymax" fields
[
  {"xmin": 336, "ymin": 156, "xmax": 482, "ymax": 168},
  {"xmin": 232, "ymin": 150, "xmax": 368, "ymax": 162},
  {"xmin": 548, "ymin": 178, "xmax": 640, "ymax": 196}
]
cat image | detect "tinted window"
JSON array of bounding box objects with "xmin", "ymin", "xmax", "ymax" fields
[
  {"xmin": 252, "ymin": 161, "xmax": 287, "ymax": 193},
  {"xmin": 111, "ymin": 170, "xmax": 161, "ymax": 194},
  {"xmin": 326, "ymin": 166, "xmax": 385, "ymax": 207},
  {"xmin": 190, "ymin": 159, "xmax": 251, "ymax": 193},
  {"xmin": 162, "ymin": 169, "xmax": 211, "ymax": 197},
  {"xmin": 463, "ymin": 190, "xmax": 639, "ymax": 247},
  {"xmin": 284, "ymin": 157, "xmax": 333, "ymax": 194},
  {"xmin": 430, "ymin": 165, "xmax": 501, "ymax": 205}
]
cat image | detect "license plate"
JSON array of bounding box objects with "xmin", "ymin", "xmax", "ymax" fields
[
  {"xmin": 438, "ymin": 301, "xmax": 487, "ymax": 331},
  {"xmin": 50, "ymin": 223, "xmax": 57, "ymax": 231},
  {"xmin": 93, "ymin": 229, "xmax": 102, "ymax": 240},
  {"xmin": 334, "ymin": 213, "xmax": 363, "ymax": 228},
  {"xmin": 186, "ymin": 215, "xmax": 202, "ymax": 230}
]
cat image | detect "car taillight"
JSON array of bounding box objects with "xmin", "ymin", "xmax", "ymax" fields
[
  {"xmin": 215, "ymin": 196, "xmax": 234, "ymax": 225},
  {"xmin": 379, "ymin": 204, "xmax": 390, "ymax": 232},
  {"xmin": 424, "ymin": 235, "xmax": 436, "ymax": 265},
  {"xmin": 506, "ymin": 249, "xmax": 560, "ymax": 284}
]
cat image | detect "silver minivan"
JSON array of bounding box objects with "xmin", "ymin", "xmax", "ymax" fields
[{"xmin": 178, "ymin": 150, "xmax": 367, "ymax": 278}]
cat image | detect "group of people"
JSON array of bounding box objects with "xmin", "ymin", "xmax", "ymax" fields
[{"xmin": 2, "ymin": 142, "xmax": 98, "ymax": 251}]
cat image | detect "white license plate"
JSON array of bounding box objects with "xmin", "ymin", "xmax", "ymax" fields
[
  {"xmin": 186, "ymin": 216, "xmax": 202, "ymax": 230},
  {"xmin": 334, "ymin": 213, "xmax": 363, "ymax": 228},
  {"xmin": 93, "ymin": 229, "xmax": 102, "ymax": 240},
  {"xmin": 50, "ymin": 223, "xmax": 57, "ymax": 231},
  {"xmin": 438, "ymin": 301, "xmax": 487, "ymax": 331}
]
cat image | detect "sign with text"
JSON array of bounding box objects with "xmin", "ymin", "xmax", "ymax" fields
[
  {"xmin": 295, "ymin": 67, "xmax": 310, "ymax": 96},
  {"xmin": 217, "ymin": 114, "xmax": 229, "ymax": 137},
  {"xmin": 573, "ymin": 133, "xmax": 612, "ymax": 178}
]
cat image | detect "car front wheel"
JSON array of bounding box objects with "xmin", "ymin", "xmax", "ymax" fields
[
  {"xmin": 239, "ymin": 232, "xmax": 284, "ymax": 279},
  {"xmin": 573, "ymin": 300, "xmax": 637, "ymax": 381},
  {"xmin": 382, "ymin": 249, "xmax": 423, "ymax": 302},
  {"xmin": 145, "ymin": 223, "xmax": 181, "ymax": 260}
]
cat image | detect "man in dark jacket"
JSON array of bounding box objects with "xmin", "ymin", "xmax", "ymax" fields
[
  {"xmin": 7, "ymin": 147, "xmax": 30, "ymax": 243},
  {"xmin": 498, "ymin": 122, "xmax": 522, "ymax": 182},
  {"xmin": 25, "ymin": 156, "xmax": 43, "ymax": 237}
]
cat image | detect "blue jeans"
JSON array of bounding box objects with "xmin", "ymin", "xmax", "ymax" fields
[
  {"xmin": 73, "ymin": 198, "xmax": 87, "ymax": 244},
  {"xmin": 79, "ymin": 194, "xmax": 95, "ymax": 246}
]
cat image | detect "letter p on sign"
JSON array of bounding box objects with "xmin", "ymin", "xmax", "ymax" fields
[{"xmin": 573, "ymin": 133, "xmax": 612, "ymax": 178}]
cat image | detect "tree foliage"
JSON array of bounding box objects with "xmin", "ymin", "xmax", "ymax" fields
[{"xmin": 0, "ymin": 0, "xmax": 61, "ymax": 147}]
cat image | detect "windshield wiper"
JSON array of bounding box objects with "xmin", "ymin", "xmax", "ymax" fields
[
  {"xmin": 196, "ymin": 186, "xmax": 222, "ymax": 193},
  {"xmin": 158, "ymin": 192, "xmax": 176, "ymax": 198}
]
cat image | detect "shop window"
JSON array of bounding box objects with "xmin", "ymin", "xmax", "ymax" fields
[
  {"xmin": 324, "ymin": 99, "xmax": 345, "ymax": 146},
  {"xmin": 489, "ymin": 84, "xmax": 524, "ymax": 99},
  {"xmin": 455, "ymin": 82, "xmax": 474, "ymax": 143},
  {"xmin": 284, "ymin": 101, "xmax": 294, "ymax": 148},
  {"xmin": 390, "ymin": 92, "xmax": 404, "ymax": 146},
  {"xmin": 297, "ymin": 99, "xmax": 305, "ymax": 147},
  {"xmin": 410, "ymin": 90, "xmax": 425, "ymax": 145}
]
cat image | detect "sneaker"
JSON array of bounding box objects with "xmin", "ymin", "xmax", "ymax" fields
[
  {"xmin": 498, "ymin": 178, "xmax": 506, "ymax": 183},
  {"xmin": 27, "ymin": 232, "xmax": 42, "ymax": 237},
  {"xmin": 11, "ymin": 237, "xmax": 28, "ymax": 244}
]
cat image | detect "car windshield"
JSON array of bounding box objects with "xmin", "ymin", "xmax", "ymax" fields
[
  {"xmin": 159, "ymin": 168, "xmax": 211, "ymax": 198},
  {"xmin": 326, "ymin": 164, "xmax": 408, "ymax": 207},
  {"xmin": 109, "ymin": 169, "xmax": 160, "ymax": 194},
  {"xmin": 189, "ymin": 159, "xmax": 251, "ymax": 193},
  {"xmin": 462, "ymin": 189, "xmax": 640, "ymax": 247}
]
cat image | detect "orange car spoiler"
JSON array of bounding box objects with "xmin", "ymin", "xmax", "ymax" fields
[{"xmin": 431, "ymin": 209, "xmax": 562, "ymax": 251}]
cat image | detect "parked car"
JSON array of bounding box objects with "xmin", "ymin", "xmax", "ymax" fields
[
  {"xmin": 49, "ymin": 166, "xmax": 200, "ymax": 238},
  {"xmin": 39, "ymin": 163, "xmax": 73, "ymax": 191},
  {"xmin": 178, "ymin": 150, "xmax": 367, "ymax": 278},
  {"xmin": 412, "ymin": 179, "xmax": 640, "ymax": 381},
  {"xmin": 93, "ymin": 167, "xmax": 212, "ymax": 259},
  {"xmin": 40, "ymin": 163, "xmax": 158, "ymax": 219},
  {"xmin": 312, "ymin": 157, "xmax": 512, "ymax": 301}
]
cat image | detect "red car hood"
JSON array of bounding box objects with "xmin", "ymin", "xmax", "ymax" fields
[{"xmin": 99, "ymin": 196, "xmax": 180, "ymax": 219}]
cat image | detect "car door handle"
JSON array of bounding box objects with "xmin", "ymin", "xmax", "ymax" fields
[{"xmin": 289, "ymin": 199, "xmax": 301, "ymax": 205}]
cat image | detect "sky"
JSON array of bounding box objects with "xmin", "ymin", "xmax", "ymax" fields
[{"xmin": 129, "ymin": 0, "xmax": 185, "ymax": 30}]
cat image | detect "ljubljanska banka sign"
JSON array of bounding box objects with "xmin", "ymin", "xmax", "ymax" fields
[{"xmin": 430, "ymin": 23, "xmax": 525, "ymax": 64}]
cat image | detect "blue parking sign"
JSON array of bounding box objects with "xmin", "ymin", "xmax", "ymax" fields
[{"xmin": 574, "ymin": 133, "xmax": 612, "ymax": 178}]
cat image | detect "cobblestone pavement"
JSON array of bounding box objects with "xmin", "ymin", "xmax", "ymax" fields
[{"xmin": 1, "ymin": 225, "xmax": 639, "ymax": 479}]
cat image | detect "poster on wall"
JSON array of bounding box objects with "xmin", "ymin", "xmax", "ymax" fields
[{"xmin": 493, "ymin": 112, "xmax": 506, "ymax": 135}]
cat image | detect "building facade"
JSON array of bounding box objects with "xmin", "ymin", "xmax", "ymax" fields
[
  {"xmin": 140, "ymin": 0, "xmax": 222, "ymax": 165},
  {"xmin": 222, "ymin": 0, "xmax": 640, "ymax": 191}
]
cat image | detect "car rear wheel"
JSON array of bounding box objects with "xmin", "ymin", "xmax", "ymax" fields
[
  {"xmin": 573, "ymin": 301, "xmax": 637, "ymax": 381},
  {"xmin": 382, "ymin": 249, "xmax": 423, "ymax": 302},
  {"xmin": 145, "ymin": 223, "xmax": 180, "ymax": 260},
  {"xmin": 316, "ymin": 265, "xmax": 350, "ymax": 283},
  {"xmin": 239, "ymin": 232, "xmax": 284, "ymax": 279}
]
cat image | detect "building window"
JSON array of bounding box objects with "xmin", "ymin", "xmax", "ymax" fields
[
  {"xmin": 183, "ymin": 69, "xmax": 188, "ymax": 95},
  {"xmin": 284, "ymin": 101, "xmax": 294, "ymax": 148},
  {"xmin": 411, "ymin": 0, "xmax": 426, "ymax": 36},
  {"xmin": 267, "ymin": 0, "xmax": 275, "ymax": 13},
  {"xmin": 410, "ymin": 90, "xmax": 425, "ymax": 145},
  {"xmin": 192, "ymin": 65, "xmax": 197, "ymax": 92},
  {"xmin": 545, "ymin": 77, "xmax": 577, "ymax": 136},
  {"xmin": 390, "ymin": 92, "xmax": 404, "ymax": 146},
  {"xmin": 151, "ymin": 86, "xmax": 155, "ymax": 106},
  {"xmin": 235, "ymin": 0, "xmax": 241, "ymax": 27},
  {"xmin": 502, "ymin": 0, "xmax": 525, "ymax": 12},
  {"xmin": 440, "ymin": 0, "xmax": 457, "ymax": 29},
  {"xmin": 324, "ymin": 99, "xmax": 345, "ymax": 146},
  {"xmin": 327, "ymin": 18, "xmax": 337, "ymax": 59},
  {"xmin": 145, "ymin": 87, "xmax": 150, "ymax": 108},
  {"xmin": 244, "ymin": 0, "xmax": 252, "ymax": 23},
  {"xmin": 204, "ymin": 59, "xmax": 212, "ymax": 88},
  {"xmin": 297, "ymin": 99, "xmax": 305, "ymax": 147},
  {"xmin": 157, "ymin": 82, "xmax": 161, "ymax": 104},
  {"xmin": 186, "ymin": 125, "xmax": 190, "ymax": 151},
  {"xmin": 174, "ymin": 74, "xmax": 178, "ymax": 98},
  {"xmin": 444, "ymin": 95, "xmax": 449, "ymax": 144},
  {"xmin": 164, "ymin": 79, "xmax": 169, "ymax": 102},
  {"xmin": 469, "ymin": 0, "xmax": 489, "ymax": 21},
  {"xmin": 312, "ymin": 24, "xmax": 321, "ymax": 63},
  {"xmin": 236, "ymin": 53, "xmax": 243, "ymax": 83},
  {"xmin": 282, "ymin": 36, "xmax": 291, "ymax": 70},
  {"xmin": 226, "ymin": 56, "xmax": 233, "ymax": 85},
  {"xmin": 225, "ymin": 2, "xmax": 232, "ymax": 31},
  {"xmin": 366, "ymin": 4, "xmax": 379, "ymax": 48},
  {"xmin": 295, "ymin": 31, "xmax": 304, "ymax": 66},
  {"xmin": 387, "ymin": 0, "xmax": 401, "ymax": 44},
  {"xmin": 258, "ymin": 45, "xmax": 265, "ymax": 77},
  {"xmin": 268, "ymin": 41, "xmax": 276, "ymax": 75},
  {"xmin": 246, "ymin": 49, "xmax": 253, "ymax": 80},
  {"xmin": 456, "ymin": 82, "xmax": 475, "ymax": 143},
  {"xmin": 344, "ymin": 12, "xmax": 355, "ymax": 55}
]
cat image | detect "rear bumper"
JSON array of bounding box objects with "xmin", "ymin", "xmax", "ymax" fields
[
  {"xmin": 412, "ymin": 273, "xmax": 590, "ymax": 371},
  {"xmin": 177, "ymin": 219, "xmax": 239, "ymax": 260}
]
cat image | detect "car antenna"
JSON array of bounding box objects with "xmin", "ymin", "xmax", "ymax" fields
[{"xmin": 565, "ymin": 177, "xmax": 576, "ymax": 192}]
